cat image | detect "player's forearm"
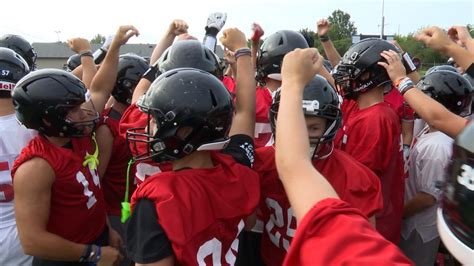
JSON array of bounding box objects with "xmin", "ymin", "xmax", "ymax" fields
[
  {"xmin": 321, "ymin": 40, "xmax": 341, "ymax": 68},
  {"xmin": 150, "ymin": 33, "xmax": 175, "ymax": 66},
  {"xmin": 229, "ymin": 54, "xmax": 256, "ymax": 136},
  {"xmin": 80, "ymin": 56, "xmax": 97, "ymax": 90},
  {"xmin": 445, "ymin": 43, "xmax": 474, "ymax": 71},
  {"xmin": 21, "ymin": 230, "xmax": 85, "ymax": 261},
  {"xmin": 403, "ymin": 87, "xmax": 467, "ymax": 138},
  {"xmin": 251, "ymin": 40, "xmax": 259, "ymax": 70},
  {"xmin": 403, "ymin": 192, "xmax": 436, "ymax": 218},
  {"xmin": 276, "ymin": 84, "xmax": 339, "ymax": 221},
  {"xmin": 90, "ymin": 42, "xmax": 120, "ymax": 99}
]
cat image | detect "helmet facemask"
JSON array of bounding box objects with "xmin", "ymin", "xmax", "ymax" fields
[
  {"xmin": 333, "ymin": 63, "xmax": 391, "ymax": 100},
  {"xmin": 41, "ymin": 101, "xmax": 99, "ymax": 137}
]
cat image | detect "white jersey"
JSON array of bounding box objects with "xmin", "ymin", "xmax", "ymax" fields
[{"xmin": 0, "ymin": 114, "xmax": 36, "ymax": 228}]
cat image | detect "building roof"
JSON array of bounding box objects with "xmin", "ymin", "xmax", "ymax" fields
[{"xmin": 32, "ymin": 42, "xmax": 156, "ymax": 58}]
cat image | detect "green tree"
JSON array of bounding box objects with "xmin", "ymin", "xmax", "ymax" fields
[
  {"xmin": 395, "ymin": 34, "xmax": 448, "ymax": 72},
  {"xmin": 91, "ymin": 34, "xmax": 105, "ymax": 44},
  {"xmin": 299, "ymin": 28, "xmax": 316, "ymax": 48},
  {"xmin": 327, "ymin": 10, "xmax": 357, "ymax": 40}
]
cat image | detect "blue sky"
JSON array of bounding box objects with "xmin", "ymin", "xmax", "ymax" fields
[{"xmin": 2, "ymin": 0, "xmax": 472, "ymax": 44}]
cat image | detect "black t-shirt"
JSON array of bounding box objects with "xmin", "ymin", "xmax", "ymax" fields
[{"xmin": 126, "ymin": 134, "xmax": 254, "ymax": 263}]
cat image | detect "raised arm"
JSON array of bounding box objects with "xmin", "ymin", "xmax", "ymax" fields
[
  {"xmin": 276, "ymin": 48, "xmax": 339, "ymax": 222},
  {"xmin": 250, "ymin": 23, "xmax": 264, "ymax": 70},
  {"xmin": 316, "ymin": 19, "xmax": 341, "ymax": 68},
  {"xmin": 131, "ymin": 20, "xmax": 188, "ymax": 105},
  {"xmin": 68, "ymin": 38, "xmax": 97, "ymax": 90},
  {"xmin": 149, "ymin": 19, "xmax": 188, "ymax": 66},
  {"xmin": 220, "ymin": 28, "xmax": 256, "ymax": 138},
  {"xmin": 416, "ymin": 26, "xmax": 474, "ymax": 72},
  {"xmin": 86, "ymin": 25, "xmax": 139, "ymax": 114},
  {"xmin": 378, "ymin": 49, "xmax": 468, "ymax": 138}
]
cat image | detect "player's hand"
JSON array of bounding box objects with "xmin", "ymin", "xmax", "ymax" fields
[
  {"xmin": 251, "ymin": 22, "xmax": 264, "ymax": 42},
  {"xmin": 167, "ymin": 19, "xmax": 188, "ymax": 36},
  {"xmin": 110, "ymin": 25, "xmax": 140, "ymax": 49},
  {"xmin": 378, "ymin": 50, "xmax": 407, "ymax": 82},
  {"xmin": 281, "ymin": 48, "xmax": 322, "ymax": 88},
  {"xmin": 447, "ymin": 26, "xmax": 473, "ymax": 47},
  {"xmin": 220, "ymin": 28, "xmax": 247, "ymax": 52},
  {"xmin": 316, "ymin": 19, "xmax": 330, "ymax": 36},
  {"xmin": 98, "ymin": 246, "xmax": 121, "ymax": 266},
  {"xmin": 415, "ymin": 26, "xmax": 455, "ymax": 55},
  {"xmin": 206, "ymin": 12, "xmax": 227, "ymax": 33},
  {"xmin": 223, "ymin": 48, "xmax": 236, "ymax": 65},
  {"xmin": 67, "ymin": 38, "xmax": 91, "ymax": 54}
]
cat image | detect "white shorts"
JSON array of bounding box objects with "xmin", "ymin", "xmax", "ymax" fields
[{"xmin": 0, "ymin": 224, "xmax": 32, "ymax": 265}]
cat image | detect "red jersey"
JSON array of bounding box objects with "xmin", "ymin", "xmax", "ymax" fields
[
  {"xmin": 384, "ymin": 89, "xmax": 415, "ymax": 122},
  {"xmin": 283, "ymin": 199, "xmax": 413, "ymax": 266},
  {"xmin": 131, "ymin": 151, "xmax": 260, "ymax": 265},
  {"xmin": 222, "ymin": 76, "xmax": 236, "ymax": 96},
  {"xmin": 11, "ymin": 135, "xmax": 107, "ymax": 244},
  {"xmin": 119, "ymin": 103, "xmax": 173, "ymax": 185},
  {"xmin": 335, "ymin": 102, "xmax": 405, "ymax": 244},
  {"xmin": 254, "ymin": 146, "xmax": 383, "ymax": 266},
  {"xmin": 254, "ymin": 87, "xmax": 273, "ymax": 148},
  {"xmin": 100, "ymin": 108, "xmax": 135, "ymax": 216}
]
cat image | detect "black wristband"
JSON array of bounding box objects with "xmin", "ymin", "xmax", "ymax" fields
[
  {"xmin": 465, "ymin": 63, "xmax": 474, "ymax": 78},
  {"xmin": 79, "ymin": 51, "xmax": 93, "ymax": 58},
  {"xmin": 205, "ymin": 27, "xmax": 219, "ymax": 37},
  {"xmin": 79, "ymin": 245, "xmax": 92, "ymax": 262},
  {"xmin": 142, "ymin": 65, "xmax": 160, "ymax": 83},
  {"xmin": 319, "ymin": 35, "xmax": 330, "ymax": 42}
]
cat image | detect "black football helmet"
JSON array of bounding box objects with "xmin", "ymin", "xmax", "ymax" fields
[
  {"xmin": 332, "ymin": 38, "xmax": 400, "ymax": 99},
  {"xmin": 0, "ymin": 34, "xmax": 37, "ymax": 70},
  {"xmin": 66, "ymin": 54, "xmax": 81, "ymax": 72},
  {"xmin": 12, "ymin": 69, "xmax": 99, "ymax": 137},
  {"xmin": 158, "ymin": 40, "xmax": 223, "ymax": 79},
  {"xmin": 112, "ymin": 53, "xmax": 148, "ymax": 105},
  {"xmin": 256, "ymin": 30, "xmax": 309, "ymax": 85},
  {"xmin": 0, "ymin": 47, "xmax": 30, "ymax": 98},
  {"xmin": 269, "ymin": 75, "xmax": 342, "ymax": 159},
  {"xmin": 126, "ymin": 68, "xmax": 234, "ymax": 163},
  {"xmin": 417, "ymin": 70, "xmax": 473, "ymax": 117},
  {"xmin": 426, "ymin": 64, "xmax": 459, "ymax": 75},
  {"xmin": 437, "ymin": 121, "xmax": 474, "ymax": 265}
]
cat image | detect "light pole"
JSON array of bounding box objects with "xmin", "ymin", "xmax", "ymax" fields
[
  {"xmin": 54, "ymin": 30, "xmax": 61, "ymax": 42},
  {"xmin": 380, "ymin": 0, "xmax": 385, "ymax": 38}
]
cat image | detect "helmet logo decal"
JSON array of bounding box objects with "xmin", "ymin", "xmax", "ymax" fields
[
  {"xmin": 302, "ymin": 100, "xmax": 320, "ymax": 112},
  {"xmin": 458, "ymin": 164, "xmax": 474, "ymax": 191},
  {"xmin": 0, "ymin": 81, "xmax": 15, "ymax": 91},
  {"xmin": 350, "ymin": 52, "xmax": 359, "ymax": 61}
]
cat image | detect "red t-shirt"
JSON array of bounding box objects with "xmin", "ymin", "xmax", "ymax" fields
[
  {"xmin": 254, "ymin": 146, "xmax": 383, "ymax": 266},
  {"xmin": 131, "ymin": 151, "xmax": 260, "ymax": 265},
  {"xmin": 335, "ymin": 101, "xmax": 405, "ymax": 244},
  {"xmin": 283, "ymin": 199, "xmax": 413, "ymax": 266},
  {"xmin": 11, "ymin": 135, "xmax": 107, "ymax": 244},
  {"xmin": 100, "ymin": 108, "xmax": 136, "ymax": 216}
]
